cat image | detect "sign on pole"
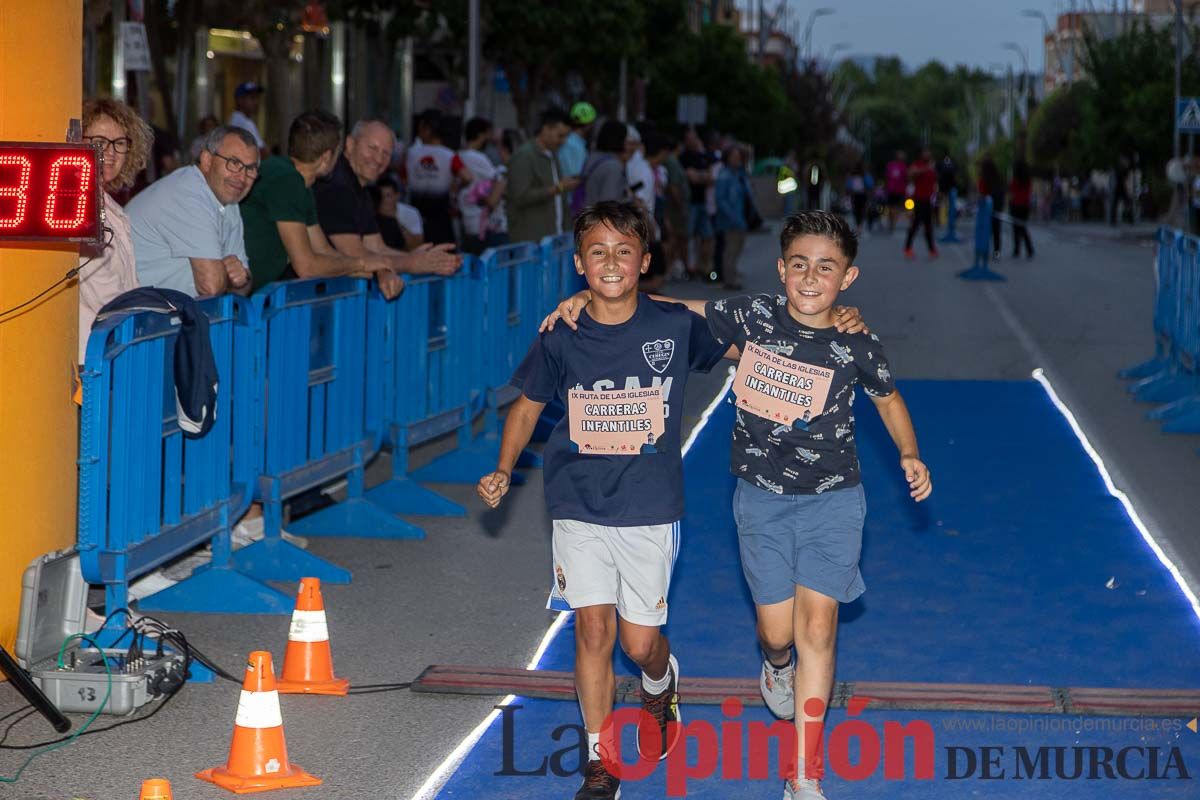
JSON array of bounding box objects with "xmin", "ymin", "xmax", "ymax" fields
[
  {"xmin": 1178, "ymin": 97, "xmax": 1200, "ymax": 133},
  {"xmin": 676, "ymin": 94, "xmax": 707, "ymax": 126},
  {"xmin": 120, "ymin": 22, "xmax": 151, "ymax": 72}
]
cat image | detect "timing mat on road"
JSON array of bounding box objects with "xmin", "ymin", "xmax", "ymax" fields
[{"xmin": 422, "ymin": 380, "xmax": 1200, "ymax": 799}]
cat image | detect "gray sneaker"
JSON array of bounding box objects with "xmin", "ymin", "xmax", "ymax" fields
[
  {"xmin": 760, "ymin": 658, "xmax": 795, "ymax": 720},
  {"xmin": 784, "ymin": 777, "xmax": 826, "ymax": 799}
]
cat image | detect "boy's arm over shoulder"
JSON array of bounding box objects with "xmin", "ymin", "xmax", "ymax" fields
[
  {"xmin": 848, "ymin": 330, "xmax": 895, "ymax": 398},
  {"xmin": 702, "ymin": 292, "xmax": 771, "ymax": 353}
]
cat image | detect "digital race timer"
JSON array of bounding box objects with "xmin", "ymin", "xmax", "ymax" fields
[{"xmin": 0, "ymin": 142, "xmax": 102, "ymax": 246}]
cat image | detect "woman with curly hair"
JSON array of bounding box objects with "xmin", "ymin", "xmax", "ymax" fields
[{"xmin": 77, "ymin": 97, "xmax": 153, "ymax": 362}]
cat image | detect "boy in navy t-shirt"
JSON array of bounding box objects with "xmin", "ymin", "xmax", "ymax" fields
[
  {"xmin": 477, "ymin": 201, "xmax": 727, "ymax": 800},
  {"xmin": 541, "ymin": 211, "xmax": 924, "ymax": 800}
]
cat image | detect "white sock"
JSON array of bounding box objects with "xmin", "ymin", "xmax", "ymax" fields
[
  {"xmin": 588, "ymin": 731, "xmax": 601, "ymax": 761},
  {"xmin": 642, "ymin": 666, "xmax": 671, "ymax": 694}
]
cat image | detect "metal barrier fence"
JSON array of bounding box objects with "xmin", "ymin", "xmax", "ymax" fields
[
  {"xmin": 1121, "ymin": 226, "xmax": 1200, "ymax": 434},
  {"xmin": 78, "ymin": 294, "xmax": 292, "ymax": 621},
  {"xmin": 408, "ymin": 242, "xmax": 544, "ymax": 484},
  {"xmin": 78, "ymin": 239, "xmax": 573, "ymax": 621}
]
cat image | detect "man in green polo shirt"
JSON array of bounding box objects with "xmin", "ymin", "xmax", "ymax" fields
[{"xmin": 240, "ymin": 110, "xmax": 405, "ymax": 296}]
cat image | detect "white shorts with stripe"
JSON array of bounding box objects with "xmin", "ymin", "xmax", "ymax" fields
[{"xmin": 547, "ymin": 519, "xmax": 681, "ymax": 627}]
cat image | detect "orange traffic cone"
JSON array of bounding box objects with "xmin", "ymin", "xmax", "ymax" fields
[
  {"xmin": 277, "ymin": 578, "xmax": 350, "ymax": 696},
  {"xmin": 195, "ymin": 651, "xmax": 321, "ymax": 794},
  {"xmin": 138, "ymin": 778, "xmax": 173, "ymax": 799}
]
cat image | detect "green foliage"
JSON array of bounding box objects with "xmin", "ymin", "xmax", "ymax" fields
[
  {"xmin": 1028, "ymin": 83, "xmax": 1087, "ymax": 174},
  {"xmin": 834, "ymin": 57, "xmax": 995, "ymax": 184},
  {"xmin": 645, "ymin": 22, "xmax": 800, "ymax": 153},
  {"xmin": 1078, "ymin": 19, "xmax": 1200, "ymax": 173}
]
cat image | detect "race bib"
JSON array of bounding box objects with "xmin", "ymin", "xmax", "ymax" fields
[
  {"xmin": 733, "ymin": 341, "xmax": 834, "ymax": 427},
  {"xmin": 568, "ymin": 387, "xmax": 666, "ymax": 456}
]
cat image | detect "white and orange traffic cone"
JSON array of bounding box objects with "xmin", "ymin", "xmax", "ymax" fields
[
  {"xmin": 138, "ymin": 778, "xmax": 173, "ymax": 799},
  {"xmin": 195, "ymin": 650, "xmax": 321, "ymax": 794},
  {"xmin": 277, "ymin": 578, "xmax": 349, "ymax": 696}
]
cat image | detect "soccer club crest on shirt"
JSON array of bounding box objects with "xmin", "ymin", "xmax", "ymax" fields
[{"xmin": 642, "ymin": 339, "xmax": 675, "ymax": 374}]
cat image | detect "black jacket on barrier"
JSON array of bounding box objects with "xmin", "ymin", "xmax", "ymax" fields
[{"xmin": 94, "ymin": 287, "xmax": 219, "ymax": 439}]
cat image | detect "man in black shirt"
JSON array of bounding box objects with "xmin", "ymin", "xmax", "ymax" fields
[
  {"xmin": 678, "ymin": 126, "xmax": 714, "ymax": 280},
  {"xmin": 314, "ymin": 118, "xmax": 461, "ymax": 277}
]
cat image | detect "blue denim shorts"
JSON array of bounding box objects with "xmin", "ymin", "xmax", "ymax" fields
[{"xmin": 733, "ymin": 479, "xmax": 867, "ymax": 605}]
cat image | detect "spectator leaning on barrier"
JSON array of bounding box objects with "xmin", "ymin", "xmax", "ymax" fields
[
  {"xmin": 239, "ymin": 109, "xmax": 404, "ymax": 298},
  {"xmin": 128, "ymin": 125, "xmax": 256, "ymax": 298},
  {"xmin": 77, "ymin": 98, "xmax": 152, "ymax": 363},
  {"xmin": 506, "ymin": 107, "xmax": 578, "ymax": 245},
  {"xmin": 314, "ymin": 118, "xmax": 461, "ymax": 278},
  {"xmin": 457, "ymin": 115, "xmax": 508, "ymax": 255},
  {"xmin": 558, "ymin": 101, "xmax": 595, "ymax": 178}
]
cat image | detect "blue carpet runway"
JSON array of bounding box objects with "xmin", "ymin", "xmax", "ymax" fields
[{"xmin": 431, "ymin": 380, "xmax": 1200, "ymax": 799}]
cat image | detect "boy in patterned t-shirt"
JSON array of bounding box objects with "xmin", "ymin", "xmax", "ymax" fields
[{"xmin": 704, "ymin": 211, "xmax": 931, "ymax": 800}]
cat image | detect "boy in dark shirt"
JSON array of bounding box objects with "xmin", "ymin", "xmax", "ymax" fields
[
  {"xmin": 477, "ymin": 201, "xmax": 728, "ymax": 800},
  {"xmin": 542, "ymin": 211, "xmax": 927, "ymax": 800},
  {"xmin": 705, "ymin": 211, "xmax": 931, "ymax": 800}
]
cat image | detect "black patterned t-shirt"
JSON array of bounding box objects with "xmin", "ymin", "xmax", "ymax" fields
[{"xmin": 705, "ymin": 293, "xmax": 895, "ymax": 494}]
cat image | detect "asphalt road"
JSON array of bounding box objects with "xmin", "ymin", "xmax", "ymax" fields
[{"xmin": 2, "ymin": 216, "xmax": 1195, "ymax": 800}]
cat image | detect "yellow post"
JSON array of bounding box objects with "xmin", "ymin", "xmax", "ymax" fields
[{"xmin": 0, "ymin": 0, "xmax": 83, "ymax": 651}]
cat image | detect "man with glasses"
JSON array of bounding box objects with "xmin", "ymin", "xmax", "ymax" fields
[
  {"xmin": 128, "ymin": 126, "xmax": 258, "ymax": 296},
  {"xmin": 240, "ymin": 110, "xmax": 404, "ymax": 296},
  {"xmin": 314, "ymin": 118, "xmax": 461, "ymax": 277}
]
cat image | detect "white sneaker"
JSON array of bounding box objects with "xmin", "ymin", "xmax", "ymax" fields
[
  {"xmin": 784, "ymin": 777, "xmax": 826, "ymax": 799},
  {"xmin": 761, "ymin": 658, "xmax": 795, "ymax": 719},
  {"xmin": 231, "ymin": 517, "xmax": 266, "ymax": 548},
  {"xmin": 232, "ymin": 516, "xmax": 309, "ymax": 549}
]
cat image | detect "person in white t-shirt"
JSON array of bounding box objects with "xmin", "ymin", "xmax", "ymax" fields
[
  {"xmin": 457, "ymin": 116, "xmax": 508, "ymax": 254},
  {"xmin": 228, "ymin": 81, "xmax": 267, "ymax": 157},
  {"xmin": 404, "ymin": 108, "xmax": 471, "ymax": 245}
]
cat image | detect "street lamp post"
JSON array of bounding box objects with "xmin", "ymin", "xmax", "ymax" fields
[
  {"xmin": 802, "ymin": 8, "xmax": 835, "ymax": 63},
  {"xmin": 1002, "ymin": 42, "xmax": 1032, "ymax": 123},
  {"xmin": 1020, "ymin": 9, "xmax": 1060, "ymax": 90}
]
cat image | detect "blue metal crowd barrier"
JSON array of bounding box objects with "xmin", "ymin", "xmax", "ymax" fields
[
  {"xmin": 957, "ymin": 196, "xmax": 1004, "ymax": 281},
  {"xmin": 1122, "ymin": 227, "xmax": 1200, "ymax": 434},
  {"xmin": 410, "ymin": 242, "xmax": 544, "ymax": 484},
  {"xmin": 364, "ymin": 259, "xmax": 485, "ymax": 520},
  {"xmin": 78, "ymin": 294, "xmax": 292, "ymax": 620},
  {"xmin": 78, "ymin": 237, "xmax": 573, "ymax": 615},
  {"xmin": 231, "ymin": 278, "xmax": 421, "ymax": 588}
]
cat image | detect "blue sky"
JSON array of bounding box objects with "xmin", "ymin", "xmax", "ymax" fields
[{"xmin": 743, "ymin": 0, "xmax": 1072, "ymax": 72}]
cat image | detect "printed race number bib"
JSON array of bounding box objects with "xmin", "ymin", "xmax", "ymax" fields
[
  {"xmin": 733, "ymin": 341, "xmax": 834, "ymax": 427},
  {"xmin": 568, "ymin": 387, "xmax": 666, "ymax": 456}
]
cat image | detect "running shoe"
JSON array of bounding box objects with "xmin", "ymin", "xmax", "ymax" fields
[
  {"xmin": 760, "ymin": 658, "xmax": 795, "ymax": 719},
  {"xmin": 784, "ymin": 777, "xmax": 827, "ymax": 799},
  {"xmin": 575, "ymin": 759, "xmax": 621, "ymax": 800},
  {"xmin": 903, "ymin": 247, "xmax": 915, "ymax": 260},
  {"xmin": 637, "ymin": 653, "xmax": 681, "ymax": 760}
]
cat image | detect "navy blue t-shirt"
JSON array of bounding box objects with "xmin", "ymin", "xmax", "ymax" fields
[{"xmin": 513, "ymin": 295, "xmax": 727, "ymax": 526}]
